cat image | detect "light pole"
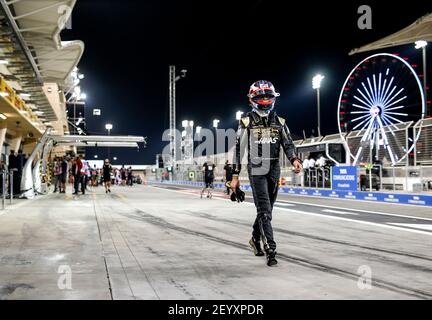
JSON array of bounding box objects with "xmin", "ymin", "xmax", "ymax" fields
[
  {"xmin": 312, "ymin": 74, "xmax": 325, "ymax": 137},
  {"xmin": 415, "ymin": 40, "xmax": 428, "ymax": 110},
  {"xmin": 105, "ymin": 123, "xmax": 113, "ymax": 160},
  {"xmin": 169, "ymin": 66, "xmax": 187, "ymax": 165},
  {"xmin": 415, "ymin": 40, "xmax": 429, "ymax": 164}
]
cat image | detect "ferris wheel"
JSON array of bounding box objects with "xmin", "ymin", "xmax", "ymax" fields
[{"xmin": 337, "ymin": 53, "xmax": 426, "ymax": 166}]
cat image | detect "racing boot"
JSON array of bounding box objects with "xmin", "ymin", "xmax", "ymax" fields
[
  {"xmin": 249, "ymin": 237, "xmax": 265, "ymax": 256},
  {"xmin": 266, "ymin": 249, "xmax": 278, "ymax": 267}
]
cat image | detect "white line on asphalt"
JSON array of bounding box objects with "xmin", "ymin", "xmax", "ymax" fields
[
  {"xmin": 152, "ymin": 184, "xmax": 432, "ymax": 221},
  {"xmin": 276, "ymin": 199, "xmax": 432, "ymax": 222},
  {"xmin": 274, "ymin": 202, "xmax": 296, "ymax": 207},
  {"xmin": 151, "ymin": 186, "xmax": 432, "ymax": 236},
  {"xmin": 272, "ymin": 207, "xmax": 432, "ymax": 236},
  {"xmin": 322, "ymin": 209, "xmax": 358, "ymax": 215},
  {"xmin": 387, "ymin": 223, "xmax": 432, "ymax": 232}
]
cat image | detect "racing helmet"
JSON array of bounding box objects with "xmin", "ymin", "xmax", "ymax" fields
[{"xmin": 248, "ymin": 80, "xmax": 280, "ymax": 116}]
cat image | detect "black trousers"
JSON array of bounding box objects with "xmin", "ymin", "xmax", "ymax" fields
[
  {"xmin": 74, "ymin": 173, "xmax": 84, "ymax": 194},
  {"xmin": 13, "ymin": 171, "xmax": 21, "ymax": 195},
  {"xmin": 248, "ymin": 163, "xmax": 280, "ymax": 251}
]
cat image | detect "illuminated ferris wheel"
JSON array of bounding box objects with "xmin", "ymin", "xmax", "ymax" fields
[{"xmin": 337, "ymin": 53, "xmax": 426, "ymax": 166}]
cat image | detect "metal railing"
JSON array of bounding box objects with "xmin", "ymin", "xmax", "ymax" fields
[
  {"xmin": 1, "ymin": 169, "xmax": 17, "ymax": 210},
  {"xmin": 300, "ymin": 167, "xmax": 331, "ymax": 189}
]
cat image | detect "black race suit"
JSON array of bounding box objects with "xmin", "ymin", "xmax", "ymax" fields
[
  {"xmin": 233, "ymin": 111, "xmax": 298, "ymax": 251},
  {"xmin": 203, "ymin": 163, "xmax": 215, "ymax": 188}
]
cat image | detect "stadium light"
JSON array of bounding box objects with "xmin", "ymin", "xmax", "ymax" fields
[
  {"xmin": 415, "ymin": 40, "xmax": 428, "ymax": 49},
  {"xmin": 236, "ymin": 111, "xmax": 244, "ymax": 120},
  {"xmin": 312, "ymin": 74, "xmax": 325, "ymax": 136},
  {"xmin": 312, "ymin": 74, "xmax": 325, "ymax": 89}
]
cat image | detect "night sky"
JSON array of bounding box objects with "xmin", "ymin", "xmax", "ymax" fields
[{"xmin": 61, "ymin": 0, "xmax": 431, "ymax": 165}]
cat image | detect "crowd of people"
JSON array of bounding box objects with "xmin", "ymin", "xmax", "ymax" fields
[
  {"xmin": 302, "ymin": 154, "xmax": 330, "ymax": 187},
  {"xmin": 302, "ymin": 154, "xmax": 328, "ymax": 170},
  {"xmin": 50, "ymin": 155, "xmax": 137, "ymax": 195}
]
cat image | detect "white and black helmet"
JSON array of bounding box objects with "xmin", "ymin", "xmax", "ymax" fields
[{"xmin": 248, "ymin": 80, "xmax": 280, "ymax": 116}]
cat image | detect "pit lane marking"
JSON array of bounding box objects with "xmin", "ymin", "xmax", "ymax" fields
[
  {"xmin": 387, "ymin": 223, "xmax": 432, "ymax": 232},
  {"xmin": 321, "ymin": 209, "xmax": 358, "ymax": 215},
  {"xmin": 152, "ymin": 186, "xmax": 432, "ymax": 236}
]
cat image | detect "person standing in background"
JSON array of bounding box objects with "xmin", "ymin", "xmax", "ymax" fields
[
  {"xmin": 8, "ymin": 150, "xmax": 17, "ymax": 170},
  {"xmin": 8, "ymin": 150, "xmax": 18, "ymax": 196},
  {"xmin": 79, "ymin": 155, "xmax": 87, "ymax": 194},
  {"xmin": 91, "ymin": 165, "xmax": 98, "ymax": 187},
  {"xmin": 16, "ymin": 150, "xmax": 24, "ymax": 195},
  {"xmin": 60, "ymin": 156, "xmax": 68, "ymax": 194},
  {"xmin": 200, "ymin": 161, "xmax": 215, "ymax": 199},
  {"xmin": 72, "ymin": 156, "xmax": 82, "ymax": 195},
  {"xmin": 115, "ymin": 168, "xmax": 121, "ymax": 185},
  {"xmin": 120, "ymin": 165, "xmax": 127, "ymax": 186},
  {"xmin": 53, "ymin": 157, "xmax": 62, "ymax": 193},
  {"xmin": 103, "ymin": 159, "xmax": 112, "ymax": 193},
  {"xmin": 127, "ymin": 166, "xmax": 133, "ymax": 186},
  {"xmin": 223, "ymin": 160, "xmax": 233, "ymax": 195}
]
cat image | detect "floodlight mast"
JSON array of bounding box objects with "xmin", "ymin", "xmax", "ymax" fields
[
  {"xmin": 169, "ymin": 66, "xmax": 187, "ymax": 166},
  {"xmin": 312, "ymin": 74, "xmax": 325, "ymax": 137}
]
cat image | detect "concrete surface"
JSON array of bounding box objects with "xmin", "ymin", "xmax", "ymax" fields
[{"xmin": 0, "ymin": 184, "xmax": 431, "ymax": 300}]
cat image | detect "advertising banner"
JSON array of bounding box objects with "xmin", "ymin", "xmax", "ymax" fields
[{"xmin": 331, "ymin": 166, "xmax": 358, "ymax": 191}]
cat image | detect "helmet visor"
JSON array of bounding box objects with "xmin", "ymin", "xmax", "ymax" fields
[{"xmin": 251, "ymin": 94, "xmax": 276, "ymax": 110}]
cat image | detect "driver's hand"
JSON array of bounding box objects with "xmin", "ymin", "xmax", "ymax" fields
[
  {"xmin": 231, "ymin": 176, "xmax": 240, "ymax": 192},
  {"xmin": 293, "ymin": 160, "xmax": 302, "ymax": 174}
]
